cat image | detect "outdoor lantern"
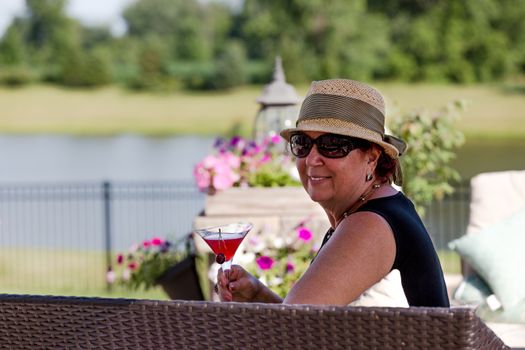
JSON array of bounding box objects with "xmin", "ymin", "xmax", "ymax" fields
[{"xmin": 253, "ymin": 56, "xmax": 301, "ymax": 144}]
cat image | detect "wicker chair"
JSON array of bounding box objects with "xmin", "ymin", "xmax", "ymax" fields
[{"xmin": 0, "ymin": 294, "xmax": 509, "ymax": 349}]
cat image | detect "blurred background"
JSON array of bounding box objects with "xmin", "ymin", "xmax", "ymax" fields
[{"xmin": 0, "ymin": 0, "xmax": 524, "ymax": 299}]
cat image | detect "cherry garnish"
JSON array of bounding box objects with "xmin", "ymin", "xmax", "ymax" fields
[{"xmin": 216, "ymin": 253, "xmax": 225, "ymax": 264}]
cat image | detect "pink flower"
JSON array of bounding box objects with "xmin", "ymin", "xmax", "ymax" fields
[
  {"xmin": 212, "ymin": 161, "xmax": 239, "ymax": 190},
  {"xmin": 116, "ymin": 254, "xmax": 124, "ymax": 264},
  {"xmin": 286, "ymin": 262, "xmax": 295, "ymax": 273},
  {"xmin": 106, "ymin": 269, "xmax": 116, "ymax": 284},
  {"xmin": 142, "ymin": 240, "xmax": 150, "ymax": 248},
  {"xmin": 259, "ymin": 153, "xmax": 272, "ymax": 165},
  {"xmin": 221, "ymin": 152, "xmax": 240, "ymax": 169},
  {"xmin": 128, "ymin": 262, "xmax": 138, "ymax": 270},
  {"xmin": 122, "ymin": 268, "xmax": 131, "ymax": 281},
  {"xmin": 271, "ymin": 134, "xmax": 281, "ymax": 144},
  {"xmin": 297, "ymin": 227, "xmax": 313, "ymax": 241},
  {"xmin": 256, "ymin": 256, "xmax": 274, "ymax": 270},
  {"xmin": 150, "ymin": 237, "xmax": 163, "ymax": 246},
  {"xmin": 202, "ymin": 155, "xmax": 219, "ymax": 168},
  {"xmin": 193, "ymin": 164, "xmax": 211, "ymax": 190}
]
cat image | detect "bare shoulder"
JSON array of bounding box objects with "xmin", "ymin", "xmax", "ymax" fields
[
  {"xmin": 324, "ymin": 211, "xmax": 396, "ymax": 269},
  {"xmin": 284, "ymin": 210, "xmax": 396, "ymax": 305}
]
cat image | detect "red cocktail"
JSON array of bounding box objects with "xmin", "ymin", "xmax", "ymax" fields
[{"xmin": 195, "ymin": 222, "xmax": 252, "ymax": 271}]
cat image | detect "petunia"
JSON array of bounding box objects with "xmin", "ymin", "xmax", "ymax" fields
[
  {"xmin": 128, "ymin": 262, "xmax": 138, "ymax": 270},
  {"xmin": 259, "ymin": 152, "xmax": 272, "ymax": 165},
  {"xmin": 286, "ymin": 262, "xmax": 295, "ymax": 273},
  {"xmin": 212, "ymin": 160, "xmax": 240, "ymax": 190},
  {"xmin": 256, "ymin": 256, "xmax": 274, "ymax": 270},
  {"xmin": 122, "ymin": 268, "xmax": 131, "ymax": 281},
  {"xmin": 193, "ymin": 163, "xmax": 211, "ymax": 191},
  {"xmin": 116, "ymin": 254, "xmax": 124, "ymax": 264},
  {"xmin": 150, "ymin": 237, "xmax": 163, "ymax": 246},
  {"xmin": 229, "ymin": 135, "xmax": 241, "ymax": 147},
  {"xmin": 297, "ymin": 227, "xmax": 313, "ymax": 241},
  {"xmin": 106, "ymin": 269, "xmax": 116, "ymax": 284}
]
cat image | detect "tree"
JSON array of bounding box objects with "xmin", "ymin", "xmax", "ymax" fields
[
  {"xmin": 0, "ymin": 25, "xmax": 27, "ymax": 65},
  {"xmin": 237, "ymin": 0, "xmax": 390, "ymax": 83},
  {"xmin": 123, "ymin": 0, "xmax": 213, "ymax": 61}
]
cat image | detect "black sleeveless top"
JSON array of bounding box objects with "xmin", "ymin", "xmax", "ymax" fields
[{"xmin": 318, "ymin": 192, "xmax": 450, "ymax": 307}]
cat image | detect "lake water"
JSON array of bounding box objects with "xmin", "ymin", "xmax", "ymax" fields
[
  {"xmin": 0, "ymin": 135, "xmax": 524, "ymax": 183},
  {"xmin": 0, "ymin": 135, "xmax": 215, "ymax": 183}
]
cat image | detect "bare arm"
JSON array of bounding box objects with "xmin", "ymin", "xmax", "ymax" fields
[{"xmin": 284, "ymin": 211, "xmax": 396, "ymax": 305}]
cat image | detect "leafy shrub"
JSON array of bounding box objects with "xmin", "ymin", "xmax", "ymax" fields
[
  {"xmin": 0, "ymin": 65, "xmax": 35, "ymax": 86},
  {"xmin": 389, "ymin": 101, "xmax": 466, "ymax": 216}
]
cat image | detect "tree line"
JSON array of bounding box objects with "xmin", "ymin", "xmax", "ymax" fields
[{"xmin": 0, "ymin": 0, "xmax": 524, "ymax": 90}]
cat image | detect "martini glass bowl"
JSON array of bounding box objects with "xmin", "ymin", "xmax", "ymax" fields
[{"xmin": 194, "ymin": 222, "xmax": 253, "ymax": 271}]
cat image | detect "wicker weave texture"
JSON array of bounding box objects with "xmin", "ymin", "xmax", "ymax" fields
[{"xmin": 0, "ymin": 294, "xmax": 509, "ymax": 350}]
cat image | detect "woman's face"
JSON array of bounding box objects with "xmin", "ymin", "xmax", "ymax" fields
[{"xmin": 295, "ymin": 131, "xmax": 377, "ymax": 210}]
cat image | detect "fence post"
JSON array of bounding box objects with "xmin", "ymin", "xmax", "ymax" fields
[{"xmin": 103, "ymin": 181, "xmax": 113, "ymax": 292}]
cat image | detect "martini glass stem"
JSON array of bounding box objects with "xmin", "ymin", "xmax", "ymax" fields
[
  {"xmin": 222, "ymin": 259, "xmax": 232, "ymax": 271},
  {"xmin": 218, "ymin": 228, "xmax": 232, "ymax": 270}
]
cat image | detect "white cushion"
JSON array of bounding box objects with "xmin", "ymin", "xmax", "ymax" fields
[
  {"xmin": 467, "ymin": 170, "xmax": 525, "ymax": 234},
  {"xmin": 349, "ymin": 269, "xmax": 409, "ymax": 307}
]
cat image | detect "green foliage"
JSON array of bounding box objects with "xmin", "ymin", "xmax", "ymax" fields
[
  {"xmin": 111, "ymin": 237, "xmax": 190, "ymax": 291},
  {"xmin": 249, "ymin": 163, "xmax": 301, "ymax": 188},
  {"xmin": 1, "ymin": 0, "xmax": 525, "ymax": 90},
  {"xmin": 0, "ymin": 65, "xmax": 36, "ymax": 86},
  {"xmin": 211, "ymin": 40, "xmax": 247, "ymax": 89},
  {"xmin": 123, "ymin": 0, "xmax": 214, "ymax": 61},
  {"xmin": 125, "ymin": 36, "xmax": 171, "ymax": 90},
  {"xmin": 379, "ymin": 0, "xmax": 523, "ymax": 83},
  {"xmin": 0, "ymin": 26, "xmax": 26, "ymax": 65},
  {"xmin": 389, "ymin": 101, "xmax": 466, "ymax": 216},
  {"xmin": 59, "ymin": 47, "xmax": 112, "ymax": 87}
]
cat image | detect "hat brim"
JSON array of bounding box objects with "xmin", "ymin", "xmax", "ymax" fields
[{"xmin": 280, "ymin": 118, "xmax": 406, "ymax": 159}]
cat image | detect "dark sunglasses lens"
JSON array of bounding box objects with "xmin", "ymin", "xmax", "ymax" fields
[
  {"xmin": 290, "ymin": 134, "xmax": 312, "ymax": 157},
  {"xmin": 317, "ymin": 134, "xmax": 352, "ymax": 158}
]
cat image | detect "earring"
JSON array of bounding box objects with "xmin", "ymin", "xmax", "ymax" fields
[{"xmin": 366, "ymin": 173, "xmax": 373, "ymax": 182}]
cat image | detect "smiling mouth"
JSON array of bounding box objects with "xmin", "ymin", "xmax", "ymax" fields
[{"xmin": 308, "ymin": 176, "xmax": 331, "ymax": 182}]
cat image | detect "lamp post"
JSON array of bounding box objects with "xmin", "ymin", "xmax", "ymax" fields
[{"xmin": 253, "ymin": 56, "xmax": 301, "ymax": 144}]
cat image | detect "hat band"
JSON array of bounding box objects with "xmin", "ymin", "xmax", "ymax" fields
[{"xmin": 298, "ymin": 94, "xmax": 385, "ymax": 135}]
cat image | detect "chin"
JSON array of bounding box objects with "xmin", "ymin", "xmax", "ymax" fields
[{"xmin": 306, "ymin": 190, "xmax": 330, "ymax": 203}]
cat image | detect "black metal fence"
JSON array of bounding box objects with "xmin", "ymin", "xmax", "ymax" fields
[
  {"xmin": 0, "ymin": 181, "xmax": 204, "ymax": 295},
  {"xmin": 0, "ymin": 180, "xmax": 470, "ymax": 295}
]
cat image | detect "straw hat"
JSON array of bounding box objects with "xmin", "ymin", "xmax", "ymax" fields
[{"xmin": 280, "ymin": 79, "xmax": 407, "ymax": 159}]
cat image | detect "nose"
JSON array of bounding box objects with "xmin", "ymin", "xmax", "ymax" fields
[{"xmin": 304, "ymin": 144, "xmax": 324, "ymax": 167}]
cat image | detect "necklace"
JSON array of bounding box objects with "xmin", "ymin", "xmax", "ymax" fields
[{"xmin": 340, "ymin": 182, "xmax": 382, "ymax": 221}]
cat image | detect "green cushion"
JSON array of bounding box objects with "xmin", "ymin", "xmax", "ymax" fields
[
  {"xmin": 476, "ymin": 301, "xmax": 525, "ymax": 323},
  {"xmin": 449, "ymin": 206, "xmax": 525, "ymax": 310},
  {"xmin": 454, "ymin": 275, "xmax": 492, "ymax": 304}
]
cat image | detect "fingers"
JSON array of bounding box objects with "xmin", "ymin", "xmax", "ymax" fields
[{"xmin": 216, "ymin": 265, "xmax": 245, "ymax": 302}]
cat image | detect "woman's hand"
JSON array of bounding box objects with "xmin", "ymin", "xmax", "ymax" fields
[{"xmin": 216, "ymin": 265, "xmax": 262, "ymax": 302}]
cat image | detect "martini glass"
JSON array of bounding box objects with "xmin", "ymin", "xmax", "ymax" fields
[{"xmin": 195, "ymin": 222, "xmax": 253, "ymax": 271}]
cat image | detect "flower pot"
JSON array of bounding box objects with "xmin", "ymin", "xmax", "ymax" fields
[{"xmin": 155, "ymin": 255, "xmax": 204, "ymax": 301}]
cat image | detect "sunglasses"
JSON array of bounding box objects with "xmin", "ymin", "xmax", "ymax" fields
[{"xmin": 289, "ymin": 133, "xmax": 368, "ymax": 158}]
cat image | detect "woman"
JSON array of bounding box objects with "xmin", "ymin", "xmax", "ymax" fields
[{"xmin": 217, "ymin": 79, "xmax": 450, "ymax": 307}]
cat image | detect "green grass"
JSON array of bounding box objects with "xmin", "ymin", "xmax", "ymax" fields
[
  {"xmin": 0, "ymin": 247, "xmax": 169, "ymax": 300},
  {"xmin": 0, "ymin": 246, "xmax": 461, "ymax": 299},
  {"xmin": 1, "ymin": 82, "xmax": 524, "ymax": 139}
]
